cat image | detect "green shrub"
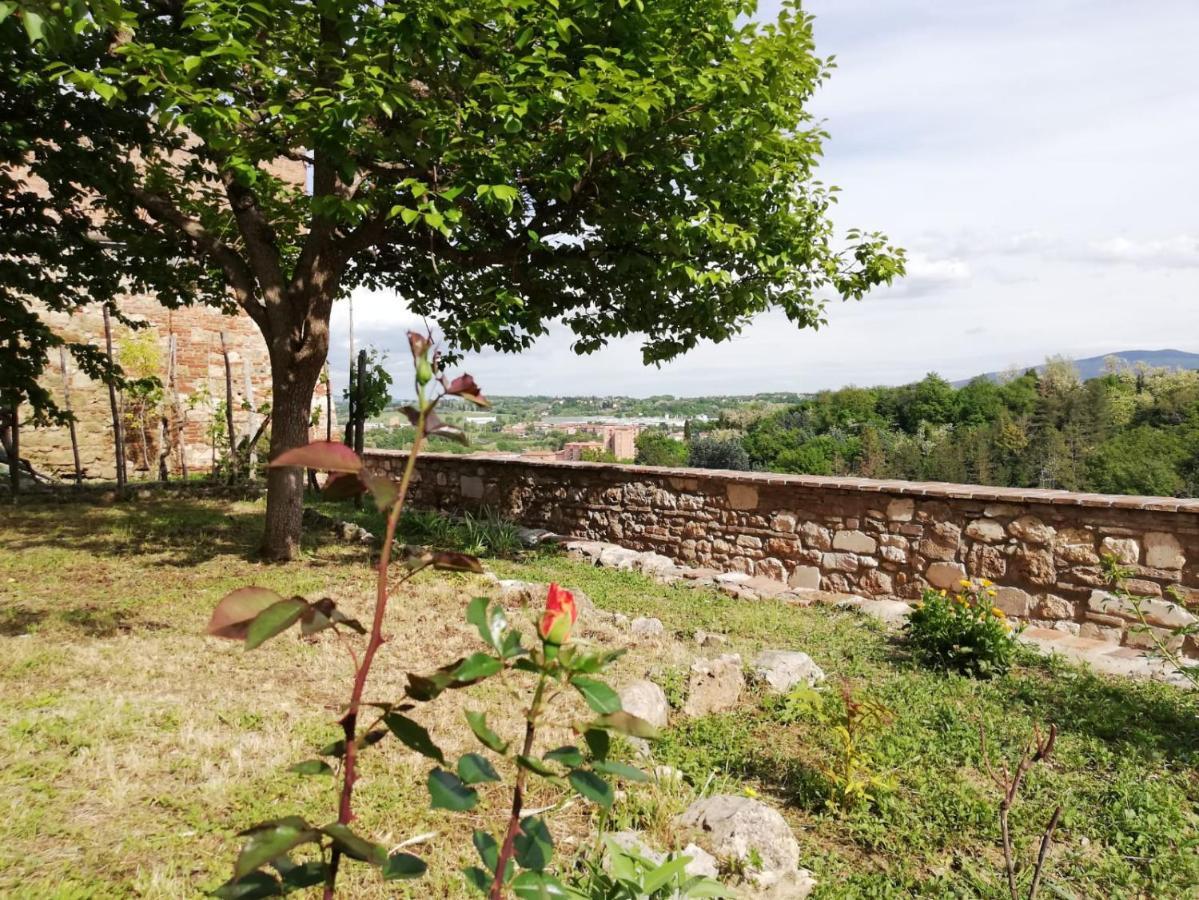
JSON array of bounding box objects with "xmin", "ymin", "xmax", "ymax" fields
[{"xmin": 904, "ymin": 579, "xmax": 1019, "ymax": 679}]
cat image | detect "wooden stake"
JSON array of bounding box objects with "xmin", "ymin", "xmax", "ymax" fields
[
  {"xmin": 102, "ymin": 305, "xmax": 127, "ymax": 491},
  {"xmin": 243, "ymin": 355, "xmax": 258, "ymax": 478},
  {"xmin": 168, "ymin": 332, "xmax": 188, "ymax": 480},
  {"xmin": 219, "ymin": 330, "xmax": 236, "ymax": 474},
  {"xmin": 58, "ymin": 346, "xmax": 82, "ymax": 486}
]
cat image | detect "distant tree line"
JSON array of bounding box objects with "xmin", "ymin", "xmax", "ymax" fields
[{"xmin": 634, "ymin": 359, "xmax": 1199, "ymax": 497}]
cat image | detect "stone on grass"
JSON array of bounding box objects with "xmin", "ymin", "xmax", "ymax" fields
[
  {"xmin": 683, "ymin": 654, "xmax": 744, "ymax": 717},
  {"xmin": 675, "ymin": 795, "xmax": 816, "ymax": 897},
  {"xmin": 619, "ymin": 680, "xmax": 670, "ymax": 730},
  {"xmin": 631, "ymin": 616, "xmax": 665, "ymax": 637},
  {"xmin": 751, "ymin": 650, "xmax": 825, "ymax": 694}
]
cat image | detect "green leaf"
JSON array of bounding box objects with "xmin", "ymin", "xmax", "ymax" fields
[
  {"xmin": 593, "ymin": 761, "xmax": 650, "ymax": 782},
  {"xmin": 207, "ymin": 587, "xmax": 286, "ymax": 641},
  {"xmin": 454, "ymin": 653, "xmax": 502, "ymax": 682},
  {"xmin": 583, "ymin": 729, "xmax": 610, "ymax": 761},
  {"xmin": 457, "ymin": 752, "xmax": 500, "ymax": 785},
  {"xmin": 244, "ymin": 598, "xmax": 308, "ymax": 650},
  {"xmin": 399, "ymin": 207, "xmax": 420, "ymax": 225},
  {"xmin": 428, "ymin": 768, "xmax": 479, "ymax": 811},
  {"xmin": 288, "ymin": 759, "xmax": 333, "ymax": 776},
  {"xmin": 473, "ymin": 829, "xmax": 499, "ymax": 874},
  {"xmin": 516, "ymin": 755, "xmax": 558, "ymax": 778},
  {"xmin": 642, "ymin": 855, "xmax": 690, "ymax": 893},
  {"xmin": 274, "ymin": 859, "xmax": 326, "ymax": 890},
  {"xmin": 466, "ymin": 711, "xmax": 510, "ymax": 754},
  {"xmin": 381, "ymin": 852, "xmax": 427, "ymax": 880},
  {"xmin": 384, "ymin": 713, "xmax": 446, "ymax": 765},
  {"xmin": 570, "ymin": 676, "xmax": 622, "ymax": 715},
  {"xmin": 321, "ymin": 823, "xmax": 387, "ymax": 865},
  {"xmin": 210, "ymin": 871, "xmax": 282, "ymax": 899},
  {"xmin": 234, "ymin": 817, "xmax": 319, "ymax": 879},
  {"xmin": 466, "ymin": 596, "xmax": 494, "ymax": 648},
  {"xmin": 21, "ymin": 9, "xmax": 44, "ymax": 43},
  {"xmin": 510, "ymin": 870, "xmax": 571, "ymax": 899},
  {"xmin": 543, "ymin": 746, "xmax": 584, "ymax": 768},
  {"xmin": 513, "ymin": 816, "xmax": 553, "ymax": 872},
  {"xmin": 463, "ymin": 867, "xmax": 490, "ymax": 895},
  {"xmin": 593, "ymin": 711, "xmax": 660, "ymax": 739},
  {"xmin": 567, "ymin": 769, "xmax": 613, "ymax": 809}
]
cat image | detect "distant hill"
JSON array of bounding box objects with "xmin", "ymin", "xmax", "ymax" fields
[{"xmin": 956, "ymin": 350, "xmax": 1199, "ymax": 386}]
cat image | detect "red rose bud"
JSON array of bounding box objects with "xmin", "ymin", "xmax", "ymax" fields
[
  {"xmin": 407, "ymin": 330, "xmax": 432, "ymax": 359},
  {"xmin": 538, "ymin": 583, "xmax": 578, "ymax": 645}
]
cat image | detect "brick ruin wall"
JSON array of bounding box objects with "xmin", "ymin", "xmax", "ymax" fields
[
  {"xmin": 22, "ymin": 296, "xmax": 332, "ymax": 481},
  {"xmin": 363, "ymin": 451, "xmax": 1199, "ymax": 657}
]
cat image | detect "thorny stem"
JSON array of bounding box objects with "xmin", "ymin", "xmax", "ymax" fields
[
  {"xmin": 324, "ymin": 407, "xmax": 428, "ymax": 900},
  {"xmin": 489, "ymin": 672, "xmax": 549, "ymax": 900}
]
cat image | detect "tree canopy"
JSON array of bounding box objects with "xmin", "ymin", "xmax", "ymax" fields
[{"xmin": 5, "ymin": 0, "xmax": 902, "ymax": 552}]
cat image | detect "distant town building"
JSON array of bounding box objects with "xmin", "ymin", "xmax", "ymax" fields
[{"xmin": 558, "ymin": 440, "xmax": 606, "ymax": 461}]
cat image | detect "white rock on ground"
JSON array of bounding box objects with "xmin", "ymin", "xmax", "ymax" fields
[
  {"xmin": 630, "ymin": 616, "xmax": 666, "ymax": 637},
  {"xmin": 682, "ymin": 654, "xmax": 745, "ymax": 717},
  {"xmin": 751, "ymin": 650, "xmax": 825, "ymax": 694},
  {"xmin": 675, "ymin": 795, "xmax": 817, "ymax": 898},
  {"xmin": 619, "ymin": 680, "xmax": 670, "ymax": 729}
]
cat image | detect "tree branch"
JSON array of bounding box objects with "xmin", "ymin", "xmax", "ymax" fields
[{"xmin": 128, "ymin": 185, "xmax": 266, "ymax": 326}]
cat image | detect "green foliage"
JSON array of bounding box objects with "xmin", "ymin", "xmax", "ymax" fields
[
  {"xmin": 635, "ymin": 430, "xmax": 689, "ymax": 468},
  {"xmin": 905, "ymin": 581, "xmax": 1020, "ymax": 679},
  {"xmin": 739, "ymin": 363, "xmax": 1199, "ymax": 496},
  {"xmin": 777, "ymin": 682, "xmax": 895, "ymax": 812},
  {"xmin": 394, "ymin": 507, "xmax": 525, "ymax": 559},
  {"xmin": 567, "ymin": 837, "xmax": 730, "ymax": 898},
  {"xmin": 687, "ymin": 434, "xmax": 750, "ymax": 471}
]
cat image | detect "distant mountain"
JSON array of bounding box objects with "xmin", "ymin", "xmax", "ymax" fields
[{"xmin": 956, "ymin": 350, "xmax": 1199, "ymax": 386}]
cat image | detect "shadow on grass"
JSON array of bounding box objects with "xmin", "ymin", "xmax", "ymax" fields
[{"xmin": 0, "ymin": 499, "xmax": 269, "ymax": 568}]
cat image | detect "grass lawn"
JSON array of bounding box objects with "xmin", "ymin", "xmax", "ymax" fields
[{"xmin": 1, "ymin": 496, "xmax": 1196, "ymax": 898}]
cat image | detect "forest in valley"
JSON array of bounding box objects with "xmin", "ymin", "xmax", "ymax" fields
[{"xmin": 636, "ymin": 359, "xmax": 1199, "ymax": 497}]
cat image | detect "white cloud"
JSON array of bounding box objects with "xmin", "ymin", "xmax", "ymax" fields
[{"xmin": 1085, "ymin": 236, "xmax": 1199, "ymax": 269}]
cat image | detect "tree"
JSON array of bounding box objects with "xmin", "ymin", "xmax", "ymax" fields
[
  {"xmin": 13, "ymin": 0, "xmax": 902, "ymax": 556},
  {"xmin": 634, "ymin": 429, "xmax": 687, "ymax": 467},
  {"xmin": 688, "ymin": 434, "xmax": 750, "ymax": 471}
]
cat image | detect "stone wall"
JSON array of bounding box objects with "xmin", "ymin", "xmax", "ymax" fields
[
  {"xmin": 22, "ymin": 297, "xmax": 332, "ymax": 480},
  {"xmin": 363, "ymin": 450, "xmax": 1199, "ymax": 656}
]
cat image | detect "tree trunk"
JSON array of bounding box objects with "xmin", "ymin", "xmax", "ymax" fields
[
  {"xmin": 102, "ymin": 306, "xmax": 127, "ymax": 492},
  {"xmin": 7, "ymin": 401, "xmax": 17, "ymax": 499},
  {"xmin": 260, "ymin": 357, "xmax": 320, "ymax": 560}
]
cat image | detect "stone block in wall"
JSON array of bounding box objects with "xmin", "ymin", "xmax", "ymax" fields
[
  {"xmin": 771, "ymin": 512, "xmax": 797, "ymax": 533},
  {"xmin": 919, "ymin": 521, "xmax": 961, "ymax": 561},
  {"xmin": 926, "ymin": 561, "xmax": 967, "ymax": 590},
  {"xmin": 756, "ymin": 557, "xmax": 786, "ymax": 582},
  {"xmin": 993, "ymin": 586, "xmax": 1032, "ymax": 617},
  {"xmin": 966, "ymin": 543, "xmax": 1007, "ymax": 580},
  {"xmin": 800, "ymin": 522, "xmax": 832, "ymax": 551},
  {"xmin": 1144, "ymin": 532, "xmax": 1185, "ymax": 570},
  {"xmin": 1034, "ymin": 593, "xmax": 1074, "ymax": 620},
  {"xmin": 879, "ymin": 545, "xmax": 907, "ymax": 564},
  {"xmin": 1055, "ymin": 542, "xmax": 1099, "ymax": 566},
  {"xmin": 1100, "ymin": 537, "xmax": 1140, "ymax": 565},
  {"xmin": 984, "ymin": 503, "xmax": 1023, "ymax": 518},
  {"xmin": 964, "ymin": 518, "xmax": 1005, "ymax": 543},
  {"xmin": 788, "ymin": 566, "xmax": 822, "ymax": 590},
  {"xmin": 461, "ymin": 475, "xmax": 484, "ymax": 499},
  {"xmin": 886, "ymin": 497, "xmax": 914, "ymax": 521},
  {"xmin": 859, "ymin": 569, "xmax": 893, "ymax": 596},
  {"xmin": 1011, "ymin": 544, "xmax": 1056, "ymax": 586},
  {"xmin": 1088, "ymin": 590, "xmax": 1197, "ymax": 629},
  {"xmin": 1080, "ymin": 621, "xmax": 1124, "ymax": 643},
  {"xmin": 726, "ymin": 483, "xmax": 759, "ymax": 510},
  {"xmin": 832, "ymin": 530, "xmax": 877, "ymax": 554},
  {"xmin": 1009, "ymin": 515, "xmax": 1055, "ymax": 545},
  {"xmin": 822, "ymin": 552, "xmax": 860, "ymax": 573}
]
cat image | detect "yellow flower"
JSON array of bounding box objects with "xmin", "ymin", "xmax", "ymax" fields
[
  {"xmin": 987, "ymin": 589, "xmax": 997, "ymax": 597},
  {"xmin": 980, "ymin": 578, "xmax": 993, "ymax": 588},
  {"xmin": 959, "ymin": 579, "xmax": 973, "ymax": 588},
  {"xmin": 991, "ymin": 607, "xmax": 1005, "ymax": 618},
  {"xmin": 743, "ymin": 787, "xmax": 759, "ymax": 798},
  {"xmin": 939, "ymin": 589, "xmax": 947, "ymax": 597}
]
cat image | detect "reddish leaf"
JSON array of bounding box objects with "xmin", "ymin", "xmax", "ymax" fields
[
  {"xmin": 399, "ymin": 405, "xmax": 421, "ymax": 426},
  {"xmin": 424, "ymin": 413, "xmax": 468, "ymax": 445},
  {"xmin": 407, "ymin": 330, "xmax": 431, "ymax": 358},
  {"xmin": 432, "ymin": 551, "xmax": 484, "ymax": 573},
  {"xmin": 207, "ymin": 587, "xmax": 286, "ymax": 641},
  {"xmin": 363, "ymin": 474, "xmax": 398, "ymax": 512},
  {"xmin": 301, "ymin": 598, "xmax": 367, "ymax": 636},
  {"xmin": 446, "ymin": 374, "xmax": 490, "ymax": 408},
  {"xmin": 269, "ymin": 441, "xmax": 362, "ymax": 473},
  {"xmin": 322, "ymin": 472, "xmax": 367, "ymax": 500}
]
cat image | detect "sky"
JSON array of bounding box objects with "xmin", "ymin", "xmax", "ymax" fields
[{"xmin": 329, "ymin": 0, "xmax": 1199, "ymax": 398}]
